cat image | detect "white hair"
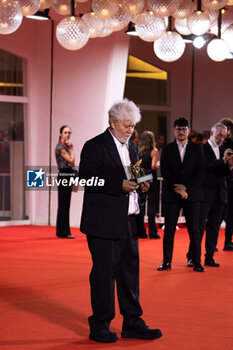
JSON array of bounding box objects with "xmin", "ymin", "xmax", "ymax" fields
[
  {"xmin": 211, "ymin": 123, "xmax": 227, "ymax": 133},
  {"xmin": 108, "ymin": 98, "xmax": 141, "ymax": 124}
]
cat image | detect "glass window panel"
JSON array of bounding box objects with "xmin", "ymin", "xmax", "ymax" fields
[
  {"xmin": 136, "ymin": 110, "xmax": 167, "ymax": 143},
  {"xmin": 0, "ymin": 49, "xmax": 23, "ymax": 96},
  {"xmin": 0, "ymin": 102, "xmax": 25, "ymax": 220},
  {"xmin": 124, "ymin": 55, "xmax": 168, "ymax": 106},
  {"xmin": 124, "ymin": 77, "xmax": 167, "ymax": 106}
]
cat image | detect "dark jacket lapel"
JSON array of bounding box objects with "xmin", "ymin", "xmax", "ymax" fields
[
  {"xmin": 128, "ymin": 140, "xmax": 139, "ymax": 164},
  {"xmin": 183, "ymin": 140, "xmax": 192, "ymax": 164},
  {"xmin": 205, "ymin": 141, "xmax": 217, "ymax": 159},
  {"xmin": 102, "ymin": 129, "xmax": 126, "ymax": 177},
  {"xmin": 172, "ymin": 140, "xmax": 182, "ymax": 163}
]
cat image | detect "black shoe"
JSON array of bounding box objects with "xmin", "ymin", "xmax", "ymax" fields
[
  {"xmin": 193, "ymin": 264, "xmax": 205, "ymax": 272},
  {"xmin": 205, "ymin": 258, "xmax": 220, "ymax": 267},
  {"xmin": 223, "ymin": 244, "xmax": 233, "ymax": 251},
  {"xmin": 157, "ymin": 262, "xmax": 171, "ymax": 271},
  {"xmin": 122, "ymin": 319, "xmax": 162, "ymax": 340},
  {"xmin": 187, "ymin": 259, "xmax": 194, "ymax": 267},
  {"xmin": 89, "ymin": 330, "xmax": 118, "ymax": 343},
  {"xmin": 57, "ymin": 235, "xmax": 75, "ymax": 239},
  {"xmin": 139, "ymin": 232, "xmax": 148, "ymax": 239},
  {"xmin": 149, "ymin": 233, "xmax": 160, "ymax": 239}
]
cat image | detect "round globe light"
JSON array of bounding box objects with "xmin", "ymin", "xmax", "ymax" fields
[
  {"xmin": 92, "ymin": 0, "xmax": 118, "ymax": 19},
  {"xmin": 98, "ymin": 26, "xmax": 113, "ymax": 37},
  {"xmin": 174, "ymin": 17, "xmax": 192, "ymax": 35},
  {"xmin": 39, "ymin": 0, "xmax": 54, "ymax": 10},
  {"xmin": 205, "ymin": 9, "xmax": 218, "ymax": 25},
  {"xmin": 193, "ymin": 36, "xmax": 206, "ymax": 49},
  {"xmin": 56, "ymin": 16, "xmax": 89, "ymax": 50},
  {"xmin": 18, "ymin": 0, "xmax": 40, "ymax": 16},
  {"xmin": 187, "ymin": 11, "xmax": 210, "ymax": 35},
  {"xmin": 148, "ymin": 0, "xmax": 178, "ymax": 18},
  {"xmin": 207, "ymin": 38, "xmax": 229, "ymax": 62},
  {"xmin": 172, "ymin": 0, "xmax": 194, "ymax": 19},
  {"xmin": 53, "ymin": 0, "xmax": 76, "ymax": 16},
  {"xmin": 105, "ymin": 4, "xmax": 131, "ymax": 32},
  {"xmin": 210, "ymin": 8, "xmax": 233, "ymax": 35},
  {"xmin": 0, "ymin": 0, "xmax": 22, "ymax": 34},
  {"xmin": 202, "ymin": 0, "xmax": 228, "ymax": 11},
  {"xmin": 135, "ymin": 12, "xmax": 166, "ymax": 42},
  {"xmin": 82, "ymin": 12, "xmax": 104, "ymax": 38},
  {"xmin": 222, "ymin": 24, "xmax": 233, "ymax": 52},
  {"xmin": 120, "ymin": 0, "xmax": 146, "ymax": 15},
  {"xmin": 153, "ymin": 31, "xmax": 186, "ymax": 62}
]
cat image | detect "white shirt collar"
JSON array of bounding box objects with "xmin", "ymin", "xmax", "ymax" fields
[
  {"xmin": 108, "ymin": 128, "xmax": 129, "ymax": 148},
  {"xmin": 208, "ymin": 139, "xmax": 220, "ymax": 159},
  {"xmin": 208, "ymin": 138, "xmax": 218, "ymax": 148},
  {"xmin": 176, "ymin": 139, "xmax": 188, "ymax": 148}
]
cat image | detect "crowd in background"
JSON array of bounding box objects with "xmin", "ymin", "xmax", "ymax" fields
[{"xmin": 130, "ymin": 118, "xmax": 233, "ymax": 262}]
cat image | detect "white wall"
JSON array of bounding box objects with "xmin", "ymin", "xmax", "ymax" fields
[
  {"xmin": 0, "ymin": 19, "xmax": 51, "ymax": 224},
  {"xmin": 0, "ymin": 18, "xmax": 129, "ymax": 227}
]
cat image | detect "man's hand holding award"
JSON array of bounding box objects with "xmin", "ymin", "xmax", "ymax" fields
[{"xmin": 122, "ymin": 160, "xmax": 153, "ymax": 194}]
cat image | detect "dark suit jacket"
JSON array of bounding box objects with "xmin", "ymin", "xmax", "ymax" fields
[
  {"xmin": 160, "ymin": 140, "xmax": 203, "ymax": 203},
  {"xmin": 79, "ymin": 129, "xmax": 140, "ymax": 239},
  {"xmin": 223, "ymin": 138, "xmax": 233, "ymax": 191},
  {"xmin": 201, "ymin": 142, "xmax": 229, "ymax": 204}
]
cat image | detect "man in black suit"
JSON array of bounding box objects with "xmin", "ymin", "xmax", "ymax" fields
[
  {"xmin": 79, "ymin": 99, "xmax": 162, "ymax": 343},
  {"xmin": 193, "ymin": 123, "xmax": 232, "ymax": 266},
  {"xmin": 219, "ymin": 118, "xmax": 233, "ymax": 251},
  {"xmin": 157, "ymin": 118, "xmax": 204, "ymax": 272}
]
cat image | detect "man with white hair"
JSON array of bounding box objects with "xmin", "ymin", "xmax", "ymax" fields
[
  {"xmin": 79, "ymin": 99, "xmax": 162, "ymax": 343},
  {"xmin": 219, "ymin": 118, "xmax": 233, "ymax": 251},
  {"xmin": 189, "ymin": 123, "xmax": 233, "ymax": 267}
]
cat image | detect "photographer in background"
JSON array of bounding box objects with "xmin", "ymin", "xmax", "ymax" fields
[
  {"xmin": 188, "ymin": 123, "xmax": 232, "ymax": 267},
  {"xmin": 219, "ymin": 118, "xmax": 233, "ymax": 251}
]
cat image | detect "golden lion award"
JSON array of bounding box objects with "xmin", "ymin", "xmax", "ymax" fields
[{"xmin": 130, "ymin": 159, "xmax": 153, "ymax": 184}]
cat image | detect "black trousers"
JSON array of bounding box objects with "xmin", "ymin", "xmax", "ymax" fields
[
  {"xmin": 199, "ymin": 196, "xmax": 224, "ymax": 259},
  {"xmin": 147, "ymin": 181, "xmax": 158, "ymax": 235},
  {"xmin": 225, "ymin": 186, "xmax": 233, "ymax": 245},
  {"xmin": 163, "ymin": 201, "xmax": 201, "ymax": 265},
  {"xmin": 86, "ymin": 215, "xmax": 143, "ymax": 333},
  {"xmin": 56, "ymin": 170, "xmax": 73, "ymax": 237}
]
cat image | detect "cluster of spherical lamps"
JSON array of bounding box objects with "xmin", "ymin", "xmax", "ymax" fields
[{"xmin": 1, "ymin": 0, "xmax": 233, "ymax": 62}]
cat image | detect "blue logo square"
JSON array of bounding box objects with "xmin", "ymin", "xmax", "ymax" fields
[{"xmin": 27, "ymin": 169, "xmax": 45, "ymax": 188}]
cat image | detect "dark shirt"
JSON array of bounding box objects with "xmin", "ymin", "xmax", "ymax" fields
[
  {"xmin": 55, "ymin": 141, "xmax": 72, "ymax": 170},
  {"xmin": 140, "ymin": 149, "xmax": 157, "ymax": 180}
]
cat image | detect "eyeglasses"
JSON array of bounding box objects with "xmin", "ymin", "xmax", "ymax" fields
[{"xmin": 175, "ymin": 127, "xmax": 189, "ymax": 132}]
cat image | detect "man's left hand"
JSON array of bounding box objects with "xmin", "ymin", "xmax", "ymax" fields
[{"xmin": 140, "ymin": 181, "xmax": 150, "ymax": 193}]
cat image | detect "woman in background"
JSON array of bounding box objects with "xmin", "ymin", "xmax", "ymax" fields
[
  {"xmin": 138, "ymin": 131, "xmax": 160, "ymax": 239},
  {"xmin": 55, "ymin": 125, "xmax": 76, "ymax": 239}
]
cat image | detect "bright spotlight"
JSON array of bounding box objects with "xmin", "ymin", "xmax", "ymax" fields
[{"xmin": 193, "ymin": 36, "xmax": 206, "ymax": 49}]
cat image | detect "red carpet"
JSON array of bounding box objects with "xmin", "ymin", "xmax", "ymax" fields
[{"xmin": 0, "ymin": 225, "xmax": 232, "ymax": 350}]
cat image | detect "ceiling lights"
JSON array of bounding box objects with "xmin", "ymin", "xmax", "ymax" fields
[
  {"xmin": 1, "ymin": 0, "xmax": 233, "ymax": 62},
  {"xmin": 0, "ymin": 0, "xmax": 23, "ymax": 34}
]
